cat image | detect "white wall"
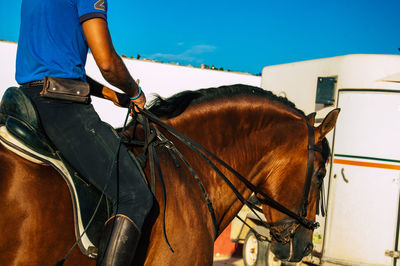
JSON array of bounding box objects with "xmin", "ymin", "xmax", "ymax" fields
[
  {"xmin": 0, "ymin": 41, "xmax": 18, "ymax": 89},
  {"xmin": 0, "ymin": 41, "xmax": 261, "ymax": 127}
]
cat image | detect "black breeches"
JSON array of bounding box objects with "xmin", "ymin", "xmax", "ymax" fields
[{"xmin": 23, "ymin": 86, "xmax": 153, "ymax": 229}]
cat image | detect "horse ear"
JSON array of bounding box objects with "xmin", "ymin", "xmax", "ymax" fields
[
  {"xmin": 306, "ymin": 112, "xmax": 316, "ymax": 126},
  {"xmin": 316, "ymin": 108, "xmax": 340, "ymax": 140}
]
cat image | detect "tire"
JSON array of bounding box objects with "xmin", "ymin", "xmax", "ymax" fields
[
  {"xmin": 266, "ymin": 245, "xmax": 298, "ymax": 266},
  {"xmin": 243, "ymin": 229, "xmax": 269, "ymax": 266},
  {"xmin": 243, "ymin": 226, "xmax": 289, "ymax": 266},
  {"xmin": 266, "ymin": 245, "xmax": 284, "ymax": 266}
]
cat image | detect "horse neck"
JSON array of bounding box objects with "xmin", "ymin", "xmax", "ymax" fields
[{"xmin": 164, "ymin": 97, "xmax": 304, "ymax": 234}]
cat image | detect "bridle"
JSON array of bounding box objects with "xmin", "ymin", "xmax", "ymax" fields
[
  {"xmin": 130, "ymin": 109, "xmax": 324, "ymax": 245},
  {"xmin": 255, "ymin": 123, "xmax": 323, "ymax": 244}
]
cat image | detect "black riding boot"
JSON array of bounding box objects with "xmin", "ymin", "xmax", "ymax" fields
[{"xmin": 97, "ymin": 215, "xmax": 141, "ymax": 266}]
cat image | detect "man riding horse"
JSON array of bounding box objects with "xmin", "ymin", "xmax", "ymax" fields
[{"xmin": 16, "ymin": 0, "xmax": 153, "ymax": 265}]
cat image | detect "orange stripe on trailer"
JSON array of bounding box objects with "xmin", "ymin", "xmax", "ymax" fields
[{"xmin": 333, "ymin": 158, "xmax": 400, "ymax": 170}]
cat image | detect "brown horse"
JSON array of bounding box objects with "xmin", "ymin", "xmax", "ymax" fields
[{"xmin": 0, "ymin": 84, "xmax": 339, "ymax": 265}]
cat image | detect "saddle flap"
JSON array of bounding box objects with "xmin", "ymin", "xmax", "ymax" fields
[{"xmin": 0, "ymin": 125, "xmax": 110, "ymax": 258}]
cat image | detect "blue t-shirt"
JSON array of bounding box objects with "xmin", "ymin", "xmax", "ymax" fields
[{"xmin": 16, "ymin": 0, "xmax": 108, "ymax": 84}]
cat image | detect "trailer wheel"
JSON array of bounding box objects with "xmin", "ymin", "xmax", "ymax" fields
[
  {"xmin": 266, "ymin": 246, "xmax": 298, "ymax": 266},
  {"xmin": 243, "ymin": 229, "xmax": 269, "ymax": 266},
  {"xmin": 266, "ymin": 245, "xmax": 285, "ymax": 266}
]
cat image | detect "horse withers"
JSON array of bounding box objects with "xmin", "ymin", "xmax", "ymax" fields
[{"xmin": 0, "ymin": 84, "xmax": 338, "ymax": 265}]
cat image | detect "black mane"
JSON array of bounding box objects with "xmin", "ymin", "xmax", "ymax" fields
[{"xmin": 148, "ymin": 84, "xmax": 305, "ymax": 119}]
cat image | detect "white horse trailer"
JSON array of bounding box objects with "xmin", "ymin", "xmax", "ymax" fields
[{"xmin": 259, "ymin": 54, "xmax": 400, "ymax": 266}]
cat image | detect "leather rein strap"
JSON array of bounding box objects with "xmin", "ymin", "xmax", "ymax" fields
[
  {"xmin": 301, "ymin": 124, "xmax": 322, "ymax": 217},
  {"xmin": 134, "ymin": 108, "xmax": 320, "ymax": 235}
]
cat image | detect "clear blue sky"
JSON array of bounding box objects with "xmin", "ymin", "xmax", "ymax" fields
[{"xmin": 1, "ymin": 0, "xmax": 399, "ymax": 74}]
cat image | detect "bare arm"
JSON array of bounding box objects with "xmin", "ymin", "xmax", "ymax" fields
[
  {"xmin": 82, "ymin": 18, "xmax": 145, "ymax": 110},
  {"xmin": 86, "ymin": 75, "xmax": 130, "ymax": 107}
]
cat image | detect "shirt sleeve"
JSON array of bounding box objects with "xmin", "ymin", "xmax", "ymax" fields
[{"xmin": 77, "ymin": 0, "xmax": 108, "ymax": 23}]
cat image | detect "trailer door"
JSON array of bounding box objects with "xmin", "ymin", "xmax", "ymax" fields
[{"xmin": 323, "ymin": 90, "xmax": 400, "ymax": 266}]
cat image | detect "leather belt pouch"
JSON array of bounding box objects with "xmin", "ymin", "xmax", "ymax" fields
[{"xmin": 40, "ymin": 76, "xmax": 90, "ymax": 103}]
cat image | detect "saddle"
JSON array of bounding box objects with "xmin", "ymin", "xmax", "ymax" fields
[{"xmin": 0, "ymin": 87, "xmax": 110, "ymax": 259}]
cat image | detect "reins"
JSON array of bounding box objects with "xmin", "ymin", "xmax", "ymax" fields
[
  {"xmin": 133, "ymin": 108, "xmax": 321, "ymax": 235},
  {"xmin": 57, "ymin": 103, "xmax": 323, "ymax": 264}
]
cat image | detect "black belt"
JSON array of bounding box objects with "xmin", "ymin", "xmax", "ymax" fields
[{"xmin": 21, "ymin": 80, "xmax": 44, "ymax": 88}]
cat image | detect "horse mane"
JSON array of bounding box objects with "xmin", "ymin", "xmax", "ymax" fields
[{"xmin": 147, "ymin": 84, "xmax": 305, "ymax": 119}]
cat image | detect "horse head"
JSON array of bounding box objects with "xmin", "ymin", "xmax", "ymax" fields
[{"xmin": 255, "ymin": 108, "xmax": 339, "ymax": 262}]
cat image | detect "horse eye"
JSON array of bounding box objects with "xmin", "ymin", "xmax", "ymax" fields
[
  {"xmin": 314, "ymin": 168, "xmax": 326, "ymax": 182},
  {"xmin": 318, "ymin": 169, "xmax": 326, "ymax": 180}
]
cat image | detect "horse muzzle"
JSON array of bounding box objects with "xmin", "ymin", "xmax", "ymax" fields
[{"xmin": 269, "ymin": 225, "xmax": 314, "ymax": 262}]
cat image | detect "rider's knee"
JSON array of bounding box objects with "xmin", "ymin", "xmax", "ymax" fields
[
  {"xmin": 138, "ymin": 188, "xmax": 154, "ymax": 212},
  {"xmin": 120, "ymin": 187, "xmax": 153, "ymax": 211}
]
